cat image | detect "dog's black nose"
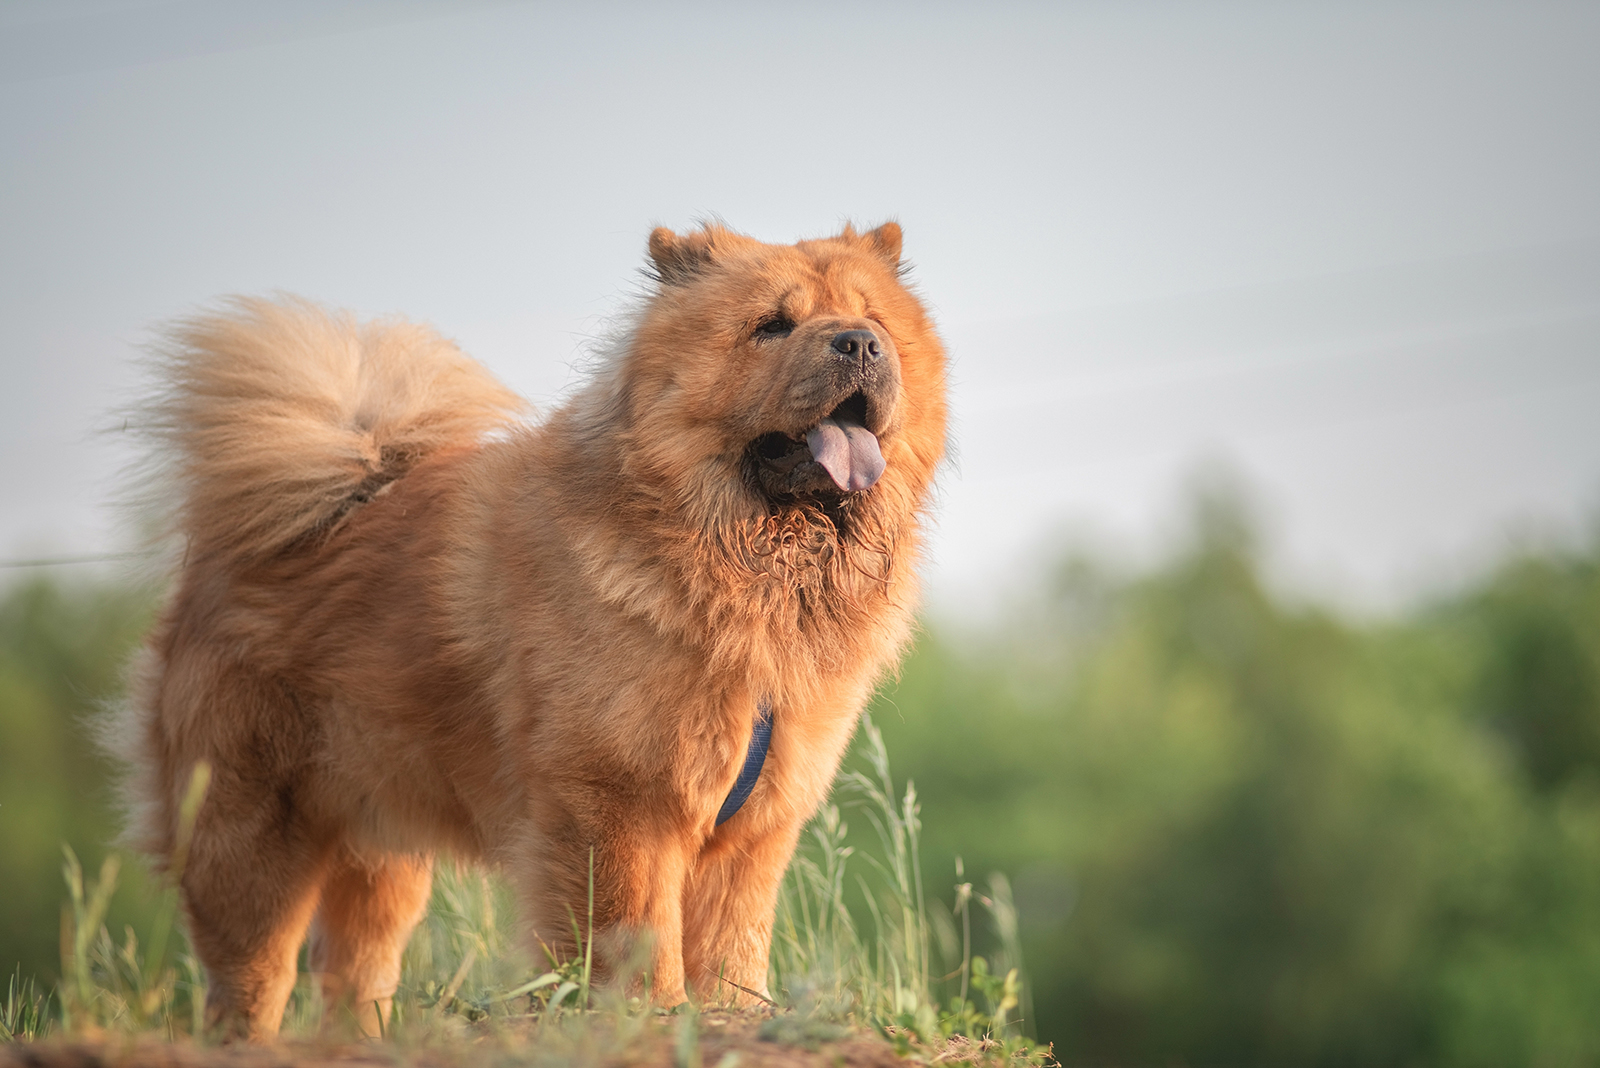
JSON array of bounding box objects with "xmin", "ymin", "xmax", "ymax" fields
[{"xmin": 831, "ymin": 329, "xmax": 882, "ymax": 362}]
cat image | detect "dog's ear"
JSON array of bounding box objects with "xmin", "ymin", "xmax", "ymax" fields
[
  {"xmin": 649, "ymin": 227, "xmax": 717, "ymax": 285},
  {"xmin": 864, "ymin": 222, "xmax": 902, "ymax": 267}
]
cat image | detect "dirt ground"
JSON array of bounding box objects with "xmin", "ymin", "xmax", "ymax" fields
[{"xmin": 0, "ymin": 1010, "xmax": 951, "ymax": 1068}]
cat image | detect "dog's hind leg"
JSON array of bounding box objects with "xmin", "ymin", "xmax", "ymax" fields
[
  {"xmin": 179, "ymin": 769, "xmax": 330, "ymax": 1041},
  {"xmin": 307, "ymin": 849, "xmax": 434, "ymax": 1037},
  {"xmin": 156, "ymin": 653, "xmax": 334, "ymax": 1040}
]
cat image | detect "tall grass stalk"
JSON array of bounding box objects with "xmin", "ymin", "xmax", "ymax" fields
[
  {"xmin": 770, "ymin": 714, "xmax": 1040, "ymax": 1058},
  {"xmin": 52, "ymin": 761, "xmax": 214, "ymax": 1037}
]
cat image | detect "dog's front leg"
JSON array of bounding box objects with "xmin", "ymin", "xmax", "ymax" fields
[
  {"xmin": 594, "ymin": 824, "xmax": 695, "ymax": 1005},
  {"xmin": 516, "ymin": 808, "xmax": 695, "ymax": 1006},
  {"xmin": 681, "ymin": 816, "xmax": 805, "ymax": 1006}
]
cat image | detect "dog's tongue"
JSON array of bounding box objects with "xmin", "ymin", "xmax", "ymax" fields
[{"xmin": 806, "ymin": 416, "xmax": 885, "ymax": 492}]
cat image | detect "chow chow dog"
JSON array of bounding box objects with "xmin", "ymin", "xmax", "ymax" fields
[{"xmin": 111, "ymin": 222, "xmax": 947, "ymax": 1039}]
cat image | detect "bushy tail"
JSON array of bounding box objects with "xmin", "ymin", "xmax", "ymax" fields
[{"xmin": 140, "ymin": 296, "xmax": 526, "ymax": 569}]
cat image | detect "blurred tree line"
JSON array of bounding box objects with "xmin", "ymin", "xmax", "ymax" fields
[
  {"xmin": 4, "ymin": 488, "xmax": 1600, "ymax": 1065},
  {"xmin": 873, "ymin": 494, "xmax": 1600, "ymax": 1066}
]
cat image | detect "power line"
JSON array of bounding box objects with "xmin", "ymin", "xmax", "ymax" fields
[{"xmin": 0, "ymin": 551, "xmax": 153, "ymax": 570}]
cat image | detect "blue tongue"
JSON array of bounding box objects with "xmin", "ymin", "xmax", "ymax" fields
[
  {"xmin": 806, "ymin": 416, "xmax": 885, "ymax": 491},
  {"xmin": 716, "ymin": 697, "xmax": 773, "ymax": 826}
]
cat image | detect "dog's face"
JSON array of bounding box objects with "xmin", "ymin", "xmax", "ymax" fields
[{"xmin": 625, "ymin": 223, "xmax": 946, "ymax": 526}]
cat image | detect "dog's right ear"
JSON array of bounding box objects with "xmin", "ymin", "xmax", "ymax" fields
[{"xmin": 649, "ymin": 227, "xmax": 716, "ymax": 285}]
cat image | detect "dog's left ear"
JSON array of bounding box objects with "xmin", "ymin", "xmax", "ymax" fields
[
  {"xmin": 649, "ymin": 227, "xmax": 717, "ymax": 285},
  {"xmin": 864, "ymin": 222, "xmax": 902, "ymax": 267}
]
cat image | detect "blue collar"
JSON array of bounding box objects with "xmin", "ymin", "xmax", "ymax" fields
[{"xmin": 715, "ymin": 697, "xmax": 772, "ymax": 826}]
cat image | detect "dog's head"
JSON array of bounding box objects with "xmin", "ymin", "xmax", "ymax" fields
[{"xmin": 618, "ymin": 222, "xmax": 947, "ymax": 534}]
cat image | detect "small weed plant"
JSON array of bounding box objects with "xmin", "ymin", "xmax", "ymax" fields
[
  {"xmin": 1, "ymin": 971, "xmax": 52, "ymax": 1043},
  {"xmin": 9, "ymin": 715, "xmax": 1051, "ymax": 1065}
]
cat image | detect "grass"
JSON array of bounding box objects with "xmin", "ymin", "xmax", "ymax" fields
[
  {"xmin": 769, "ymin": 716, "xmax": 1036, "ymax": 1058},
  {"xmin": 4, "ymin": 715, "xmax": 1051, "ymax": 1066},
  {"xmin": 0, "ymin": 972, "xmax": 52, "ymax": 1043}
]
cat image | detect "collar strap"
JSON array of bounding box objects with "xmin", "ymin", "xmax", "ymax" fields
[{"xmin": 715, "ymin": 696, "xmax": 773, "ymax": 826}]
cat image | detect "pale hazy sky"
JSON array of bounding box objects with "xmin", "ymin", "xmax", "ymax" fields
[{"xmin": 3, "ymin": 1, "xmax": 1598, "ymax": 615}]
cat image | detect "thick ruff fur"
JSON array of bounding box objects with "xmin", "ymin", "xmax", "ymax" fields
[{"xmin": 111, "ymin": 223, "xmax": 947, "ymax": 1039}]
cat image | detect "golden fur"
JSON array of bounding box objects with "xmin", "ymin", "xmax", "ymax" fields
[{"xmin": 111, "ymin": 222, "xmax": 947, "ymax": 1039}]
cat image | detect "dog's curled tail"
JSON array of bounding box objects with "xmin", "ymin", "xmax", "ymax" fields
[{"xmin": 141, "ymin": 296, "xmax": 526, "ymax": 568}]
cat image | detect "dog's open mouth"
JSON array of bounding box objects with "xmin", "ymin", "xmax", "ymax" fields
[{"xmin": 747, "ymin": 392, "xmax": 885, "ymax": 499}]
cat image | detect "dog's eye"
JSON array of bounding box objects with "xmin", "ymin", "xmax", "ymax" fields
[{"xmin": 752, "ymin": 316, "xmax": 795, "ymax": 340}]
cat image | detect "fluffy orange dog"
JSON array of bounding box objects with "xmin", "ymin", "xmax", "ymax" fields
[{"xmin": 112, "ymin": 222, "xmax": 947, "ymax": 1039}]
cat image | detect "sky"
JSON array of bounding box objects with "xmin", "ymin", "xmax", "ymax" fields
[{"xmin": 2, "ymin": 0, "xmax": 1598, "ymax": 617}]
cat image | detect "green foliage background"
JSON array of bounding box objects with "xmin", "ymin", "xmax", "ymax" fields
[
  {"xmin": 4, "ymin": 490, "xmax": 1600, "ymax": 1064},
  {"xmin": 0, "ymin": 578, "xmax": 161, "ymax": 991}
]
